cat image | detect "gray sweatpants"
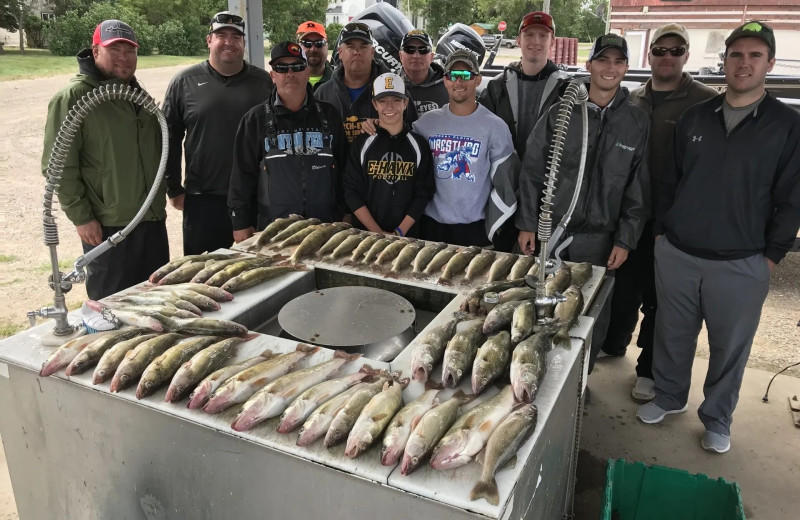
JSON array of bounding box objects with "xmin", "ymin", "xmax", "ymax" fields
[{"xmin": 652, "ymin": 238, "xmax": 770, "ymax": 436}]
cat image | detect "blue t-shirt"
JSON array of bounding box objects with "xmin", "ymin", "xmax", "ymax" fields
[{"xmin": 348, "ymin": 85, "xmax": 368, "ymax": 103}]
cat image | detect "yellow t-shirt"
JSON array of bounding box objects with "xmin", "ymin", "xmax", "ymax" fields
[{"xmin": 309, "ymin": 75, "xmax": 323, "ymax": 87}]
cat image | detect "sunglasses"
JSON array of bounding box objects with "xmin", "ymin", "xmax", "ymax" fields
[
  {"xmin": 211, "ymin": 13, "xmax": 245, "ymax": 29},
  {"xmin": 299, "ymin": 39, "xmax": 327, "ymax": 49},
  {"xmin": 402, "ymin": 46, "xmax": 431, "ymax": 55},
  {"xmin": 447, "ymin": 70, "xmax": 473, "ymax": 81},
  {"xmin": 651, "ymin": 46, "xmax": 687, "ymax": 57},
  {"xmin": 344, "ymin": 22, "xmax": 370, "ymax": 32},
  {"xmin": 272, "ymin": 62, "xmax": 308, "ymax": 73}
]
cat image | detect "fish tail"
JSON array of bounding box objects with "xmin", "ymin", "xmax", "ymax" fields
[
  {"xmin": 296, "ymin": 343, "xmax": 321, "ymax": 355},
  {"xmin": 334, "ymin": 350, "xmax": 362, "ymax": 362},
  {"xmin": 469, "ymin": 478, "xmax": 500, "ymax": 506}
]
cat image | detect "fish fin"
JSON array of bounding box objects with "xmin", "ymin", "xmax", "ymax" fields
[
  {"xmin": 371, "ymin": 413, "xmax": 388, "ymax": 422},
  {"xmin": 384, "ymin": 271, "xmax": 400, "ymax": 280},
  {"xmin": 500, "ymin": 455, "xmax": 517, "ymax": 471},
  {"xmin": 397, "ymin": 377, "xmax": 411, "ymax": 389},
  {"xmin": 425, "ymin": 379, "xmax": 444, "ymax": 391},
  {"xmin": 469, "ymin": 479, "xmax": 500, "ymax": 506},
  {"xmin": 475, "ymin": 448, "xmax": 485, "ymax": 466},
  {"xmin": 409, "ymin": 415, "xmax": 423, "ymax": 431},
  {"xmin": 259, "ymin": 349, "xmax": 275, "ymax": 359},
  {"xmin": 437, "ymin": 278, "xmax": 453, "ymax": 287},
  {"xmin": 296, "ymin": 343, "xmax": 321, "ymax": 355},
  {"xmin": 463, "ymin": 415, "xmax": 476, "ymax": 429},
  {"xmin": 334, "ymin": 350, "xmax": 362, "ymax": 362}
]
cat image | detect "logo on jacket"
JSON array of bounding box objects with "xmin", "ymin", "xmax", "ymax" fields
[
  {"xmin": 265, "ymin": 130, "xmax": 325, "ymax": 155},
  {"xmin": 692, "ymin": 135, "xmax": 702, "ymax": 142},
  {"xmin": 615, "ymin": 141, "xmax": 635, "ymax": 152},
  {"xmin": 429, "ymin": 134, "xmax": 481, "ymax": 182},
  {"xmin": 367, "ymin": 152, "xmax": 415, "ymax": 184}
]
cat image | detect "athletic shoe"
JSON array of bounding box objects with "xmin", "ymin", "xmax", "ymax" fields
[
  {"xmin": 631, "ymin": 377, "xmax": 656, "ymax": 403},
  {"xmin": 701, "ymin": 431, "xmax": 731, "ymax": 454},
  {"xmin": 636, "ymin": 401, "xmax": 688, "ymax": 424},
  {"xmin": 596, "ymin": 348, "xmax": 625, "ymax": 359}
]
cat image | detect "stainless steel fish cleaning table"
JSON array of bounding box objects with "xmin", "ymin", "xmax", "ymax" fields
[{"xmin": 0, "ymin": 257, "xmax": 610, "ymax": 520}]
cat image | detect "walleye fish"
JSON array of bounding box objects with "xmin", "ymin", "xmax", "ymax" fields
[
  {"xmin": 400, "ymin": 392, "xmax": 468, "ymax": 475},
  {"xmin": 117, "ymin": 305, "xmax": 197, "ymax": 320},
  {"xmin": 205, "ymin": 256, "xmax": 274, "ymax": 287},
  {"xmin": 497, "ymin": 286, "xmax": 537, "ymax": 304},
  {"xmin": 165, "ymin": 337, "xmax": 247, "ymax": 403},
  {"xmin": 412, "ymin": 242, "xmax": 447, "ymax": 275},
  {"xmin": 510, "ymin": 332, "xmax": 550, "ymax": 402},
  {"xmin": 389, "ymin": 241, "xmax": 425, "ymax": 274},
  {"xmin": 570, "ymin": 262, "xmax": 593, "ymax": 289},
  {"xmin": 361, "ymin": 236, "xmax": 398, "ymax": 264},
  {"xmin": 162, "ymin": 317, "xmax": 248, "ymax": 337},
  {"xmin": 290, "ymin": 222, "xmax": 352, "ymax": 263},
  {"xmin": 274, "ymin": 224, "xmax": 324, "ymax": 250},
  {"xmin": 423, "ymin": 245, "xmax": 458, "ymax": 276},
  {"xmin": 507, "ymin": 256, "xmax": 535, "ymax": 280},
  {"xmin": 84, "ymin": 302, "xmax": 166, "ymax": 332},
  {"xmin": 439, "ymin": 246, "xmax": 481, "ymax": 285},
  {"xmin": 203, "ymin": 343, "xmax": 319, "ymax": 414},
  {"xmin": 220, "ymin": 266, "xmax": 298, "ymax": 293},
  {"xmin": 527, "ymin": 261, "xmax": 540, "ymax": 277},
  {"xmin": 269, "ymin": 218, "xmax": 321, "ymax": 244},
  {"xmin": 330, "ymin": 231, "xmax": 368, "ymax": 259},
  {"xmin": 92, "ymin": 333, "xmax": 158, "ymax": 384},
  {"xmin": 296, "ymin": 383, "xmax": 367, "ymax": 447},
  {"xmin": 464, "ymin": 250, "xmax": 496, "ymax": 283},
  {"xmin": 553, "ymin": 285, "xmax": 584, "ymax": 345},
  {"xmin": 318, "ymin": 228, "xmax": 359, "ymax": 257},
  {"xmin": 109, "ymin": 295, "xmax": 202, "ymax": 316},
  {"xmin": 375, "ymin": 238, "xmax": 413, "ymax": 267},
  {"xmin": 166, "ymin": 283, "xmax": 234, "ymax": 302},
  {"xmin": 249, "ymin": 214, "xmax": 303, "ymax": 251},
  {"xmin": 109, "ymin": 333, "xmax": 184, "ymax": 393},
  {"xmin": 545, "ymin": 264, "xmax": 572, "ymax": 296},
  {"xmin": 482, "ymin": 300, "xmax": 525, "ymax": 335},
  {"xmin": 39, "ymin": 329, "xmax": 120, "ymax": 377},
  {"xmin": 157, "ymin": 261, "xmax": 208, "ymax": 286},
  {"xmin": 510, "ymin": 301, "xmax": 535, "ymax": 345},
  {"xmin": 471, "ymin": 331, "xmax": 512, "ymax": 395},
  {"xmin": 65, "ymin": 328, "xmax": 150, "ymax": 376},
  {"xmin": 147, "ymin": 288, "xmax": 220, "ymax": 312},
  {"xmin": 277, "ymin": 369, "xmax": 371, "ymax": 433},
  {"xmin": 460, "ymin": 279, "xmax": 526, "ymax": 314},
  {"xmin": 186, "ymin": 350, "xmax": 275, "ymax": 409},
  {"xmin": 190, "ymin": 258, "xmax": 247, "ymax": 283},
  {"xmin": 486, "ymin": 254, "xmax": 516, "ymax": 282},
  {"xmin": 410, "ymin": 311, "xmax": 469, "ymax": 382},
  {"xmin": 149, "ymin": 253, "xmax": 240, "ymax": 284},
  {"xmin": 344, "ymin": 379, "xmax": 407, "ymax": 458},
  {"xmin": 231, "ymin": 351, "xmax": 362, "ymax": 432},
  {"xmin": 380, "ymin": 383, "xmax": 441, "ymax": 466},
  {"xmin": 430, "ymin": 385, "xmax": 516, "ymax": 470},
  {"xmin": 136, "ymin": 336, "xmax": 218, "ymax": 399},
  {"xmin": 348, "ymin": 234, "xmax": 380, "ymax": 263},
  {"xmin": 441, "ymin": 318, "xmax": 485, "ymax": 389},
  {"xmin": 324, "ymin": 378, "xmax": 389, "ymax": 448},
  {"xmin": 470, "ymin": 404, "xmax": 538, "ymax": 506}
]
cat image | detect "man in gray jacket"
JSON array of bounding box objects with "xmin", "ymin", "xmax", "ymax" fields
[
  {"xmin": 601, "ymin": 24, "xmax": 717, "ymax": 403},
  {"xmin": 517, "ymin": 34, "xmax": 650, "ymax": 374},
  {"xmin": 398, "ymin": 30, "xmax": 448, "ymax": 115}
]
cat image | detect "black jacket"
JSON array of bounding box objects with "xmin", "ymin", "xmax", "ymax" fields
[
  {"xmin": 163, "ymin": 61, "xmax": 272, "ymax": 197},
  {"xmin": 344, "ymin": 125, "xmax": 435, "ymax": 236},
  {"xmin": 517, "ymin": 81, "xmax": 651, "ymax": 251},
  {"xmin": 315, "ymin": 60, "xmax": 418, "ymax": 143},
  {"xmin": 400, "ymin": 62, "xmax": 448, "ymax": 115},
  {"xmin": 478, "ymin": 60, "xmax": 568, "ymax": 157},
  {"xmin": 311, "ymin": 61, "xmax": 334, "ymax": 92},
  {"xmin": 656, "ymin": 93, "xmax": 800, "ymax": 264},
  {"xmin": 228, "ymin": 86, "xmax": 348, "ymax": 230}
]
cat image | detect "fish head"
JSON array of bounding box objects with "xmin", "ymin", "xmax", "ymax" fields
[
  {"xmin": 400, "ymin": 444, "xmax": 425, "ymax": 475},
  {"xmin": 380, "ymin": 432, "xmax": 403, "ymax": 466},
  {"xmin": 430, "ymin": 430, "xmax": 472, "ymax": 470},
  {"xmin": 471, "ymin": 368, "xmax": 491, "ymax": 395},
  {"xmin": 344, "ymin": 429, "xmax": 373, "ymax": 458},
  {"xmin": 410, "ymin": 348, "xmax": 434, "ymax": 382},
  {"xmin": 512, "ymin": 366, "xmax": 540, "ymax": 403},
  {"xmin": 442, "ymin": 356, "xmax": 465, "ymax": 389}
]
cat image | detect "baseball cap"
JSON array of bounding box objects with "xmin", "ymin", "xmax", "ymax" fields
[
  {"xmin": 725, "ymin": 21, "xmax": 776, "ymax": 55},
  {"xmin": 209, "ymin": 11, "xmax": 245, "ymax": 35},
  {"xmin": 444, "ymin": 49, "xmax": 480, "ymax": 73},
  {"xmin": 269, "ymin": 41, "xmax": 307, "ymax": 65},
  {"xmin": 297, "ymin": 21, "xmax": 326, "ymax": 39},
  {"xmin": 373, "ymin": 73, "xmax": 407, "ymax": 100},
  {"xmin": 519, "ymin": 11, "xmax": 555, "ymax": 34},
  {"xmin": 92, "ymin": 20, "xmax": 139, "ymax": 48},
  {"xmin": 401, "ymin": 29, "xmax": 433, "ymax": 48},
  {"xmin": 339, "ymin": 22, "xmax": 373, "ymax": 44},
  {"xmin": 589, "ymin": 34, "xmax": 629, "ymax": 61},
  {"xmin": 651, "ymin": 23, "xmax": 690, "ymax": 47}
]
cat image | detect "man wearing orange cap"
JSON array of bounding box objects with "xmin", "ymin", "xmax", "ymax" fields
[{"xmin": 297, "ymin": 21, "xmax": 332, "ymax": 91}]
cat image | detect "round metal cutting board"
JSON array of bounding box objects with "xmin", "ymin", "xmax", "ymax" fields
[{"xmin": 277, "ymin": 286, "xmax": 416, "ymax": 348}]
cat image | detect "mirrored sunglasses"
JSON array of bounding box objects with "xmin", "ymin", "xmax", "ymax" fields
[
  {"xmin": 447, "ymin": 70, "xmax": 473, "ymax": 81},
  {"xmin": 402, "ymin": 46, "xmax": 431, "ymax": 55},
  {"xmin": 273, "ymin": 62, "xmax": 308, "ymax": 73},
  {"xmin": 344, "ymin": 22, "xmax": 370, "ymax": 32},
  {"xmin": 212, "ymin": 13, "xmax": 245, "ymax": 28},
  {"xmin": 651, "ymin": 46, "xmax": 687, "ymax": 57},
  {"xmin": 299, "ymin": 39, "xmax": 327, "ymax": 49}
]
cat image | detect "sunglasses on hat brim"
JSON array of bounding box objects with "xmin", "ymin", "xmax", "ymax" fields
[
  {"xmin": 651, "ymin": 46, "xmax": 687, "ymax": 57},
  {"xmin": 273, "ymin": 62, "xmax": 308, "ymax": 73},
  {"xmin": 211, "ymin": 13, "xmax": 245, "ymax": 29}
]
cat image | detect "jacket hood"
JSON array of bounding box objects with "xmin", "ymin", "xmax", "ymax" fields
[
  {"xmin": 75, "ymin": 48, "xmax": 140, "ymax": 88},
  {"xmin": 400, "ymin": 61, "xmax": 445, "ymax": 88},
  {"xmin": 270, "ymin": 83, "xmax": 317, "ymax": 116},
  {"xmin": 503, "ymin": 59, "xmax": 559, "ymax": 80}
]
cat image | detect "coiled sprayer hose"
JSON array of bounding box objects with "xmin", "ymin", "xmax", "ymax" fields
[{"xmin": 33, "ymin": 83, "xmax": 168, "ymax": 335}]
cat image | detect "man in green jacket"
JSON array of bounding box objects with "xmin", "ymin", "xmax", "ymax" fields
[{"xmin": 42, "ymin": 20, "xmax": 169, "ymax": 300}]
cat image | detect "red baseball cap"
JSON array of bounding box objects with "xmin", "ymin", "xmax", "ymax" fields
[
  {"xmin": 297, "ymin": 21, "xmax": 326, "ymax": 39},
  {"xmin": 92, "ymin": 20, "xmax": 139, "ymax": 48},
  {"xmin": 519, "ymin": 11, "xmax": 555, "ymax": 34}
]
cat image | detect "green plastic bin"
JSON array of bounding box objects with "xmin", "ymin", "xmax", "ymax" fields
[{"xmin": 601, "ymin": 459, "xmax": 745, "ymax": 520}]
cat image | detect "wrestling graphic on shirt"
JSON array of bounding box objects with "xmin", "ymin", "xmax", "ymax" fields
[
  {"xmin": 428, "ymin": 134, "xmax": 481, "ymax": 182},
  {"xmin": 367, "ymin": 152, "xmax": 415, "ymax": 184}
]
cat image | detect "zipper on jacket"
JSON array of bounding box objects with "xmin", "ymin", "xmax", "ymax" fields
[{"xmin": 572, "ymin": 109, "xmax": 603, "ymax": 231}]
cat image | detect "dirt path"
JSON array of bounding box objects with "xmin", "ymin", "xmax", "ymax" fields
[{"xmin": 0, "ymin": 63, "xmax": 798, "ymax": 378}]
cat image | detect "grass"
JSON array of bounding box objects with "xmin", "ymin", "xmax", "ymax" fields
[
  {"xmin": 577, "ymin": 42, "xmax": 591, "ymax": 64},
  {"xmin": 0, "ymin": 254, "xmax": 17, "ymax": 263},
  {"xmin": 0, "ymin": 323, "xmax": 26, "ymax": 338},
  {"xmin": 0, "ymin": 278, "xmax": 24, "ymax": 287},
  {"xmin": 0, "ymin": 48, "xmax": 205, "ymax": 81},
  {"xmin": 35, "ymin": 257, "xmax": 75, "ymax": 274}
]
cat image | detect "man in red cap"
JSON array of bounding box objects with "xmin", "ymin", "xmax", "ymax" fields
[
  {"xmin": 297, "ymin": 21, "xmax": 332, "ymax": 91},
  {"xmin": 41, "ymin": 19, "xmax": 169, "ymax": 299}
]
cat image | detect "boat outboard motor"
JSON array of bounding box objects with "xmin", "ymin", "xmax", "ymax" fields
[
  {"xmin": 331, "ymin": 2, "xmax": 414, "ymax": 72},
  {"xmin": 435, "ymin": 23, "xmax": 486, "ymax": 67}
]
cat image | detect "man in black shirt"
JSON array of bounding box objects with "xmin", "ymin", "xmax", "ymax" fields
[{"xmin": 163, "ymin": 11, "xmax": 272, "ymax": 254}]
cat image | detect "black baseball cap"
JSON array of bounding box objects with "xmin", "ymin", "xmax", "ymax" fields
[
  {"xmin": 401, "ymin": 30, "xmax": 433, "ymax": 48},
  {"xmin": 339, "ymin": 22, "xmax": 373, "ymax": 44},
  {"xmin": 269, "ymin": 41, "xmax": 307, "ymax": 65},
  {"xmin": 589, "ymin": 34, "xmax": 629, "ymax": 61},
  {"xmin": 92, "ymin": 20, "xmax": 138, "ymax": 48},
  {"xmin": 725, "ymin": 21, "xmax": 776, "ymax": 55}
]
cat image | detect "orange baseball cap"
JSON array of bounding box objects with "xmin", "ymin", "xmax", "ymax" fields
[{"xmin": 297, "ymin": 21, "xmax": 326, "ymax": 39}]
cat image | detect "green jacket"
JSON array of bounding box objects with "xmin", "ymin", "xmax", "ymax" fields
[{"xmin": 42, "ymin": 50, "xmax": 166, "ymax": 227}]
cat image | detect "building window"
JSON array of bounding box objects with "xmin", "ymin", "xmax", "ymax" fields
[{"xmin": 41, "ymin": 13, "xmax": 55, "ymax": 21}]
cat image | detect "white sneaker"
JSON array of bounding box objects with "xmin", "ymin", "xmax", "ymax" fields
[{"xmin": 631, "ymin": 377, "xmax": 656, "ymax": 403}]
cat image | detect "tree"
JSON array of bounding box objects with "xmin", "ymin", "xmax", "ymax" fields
[
  {"xmin": 1, "ymin": 0, "xmax": 37, "ymax": 52},
  {"xmin": 262, "ymin": 0, "xmax": 327, "ymax": 44}
]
